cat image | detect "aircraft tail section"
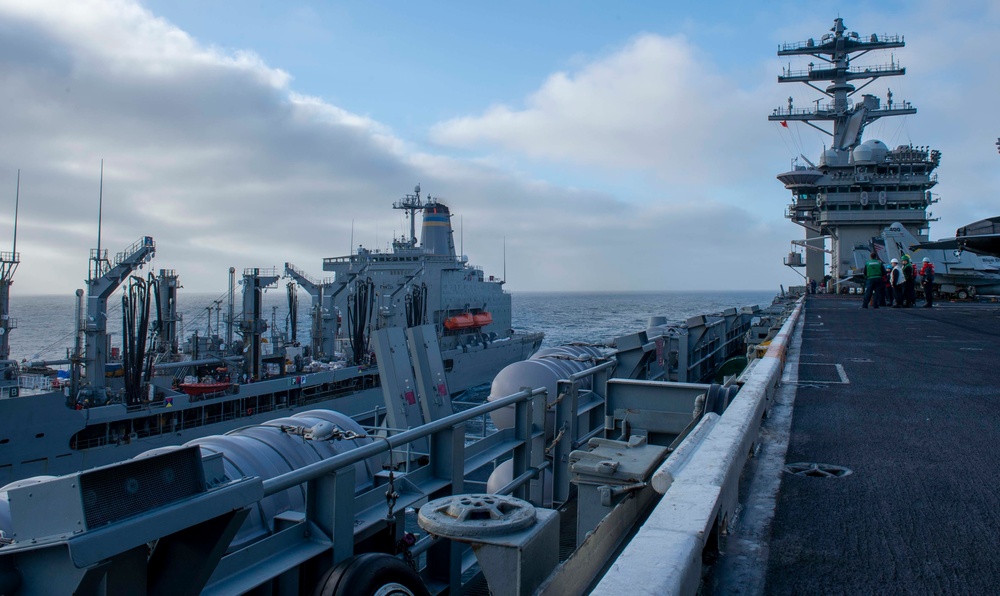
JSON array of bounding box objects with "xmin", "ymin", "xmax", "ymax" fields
[
  {"xmin": 881, "ymin": 222, "xmax": 940, "ymax": 265},
  {"xmin": 872, "ymin": 236, "xmax": 890, "ymax": 263}
]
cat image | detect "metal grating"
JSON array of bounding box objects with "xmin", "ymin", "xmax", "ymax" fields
[
  {"xmin": 80, "ymin": 446, "xmax": 205, "ymax": 529},
  {"xmin": 558, "ymin": 500, "xmax": 578, "ymax": 562}
]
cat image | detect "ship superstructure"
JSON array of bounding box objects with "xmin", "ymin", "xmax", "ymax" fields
[
  {"xmin": 0, "ymin": 188, "xmax": 542, "ymax": 484},
  {"xmin": 770, "ymin": 18, "xmax": 940, "ymax": 284},
  {"xmin": 322, "ymin": 186, "xmax": 520, "ymax": 388}
]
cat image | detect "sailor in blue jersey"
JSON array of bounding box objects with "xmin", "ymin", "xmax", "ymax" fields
[{"xmin": 861, "ymin": 251, "xmax": 884, "ymax": 309}]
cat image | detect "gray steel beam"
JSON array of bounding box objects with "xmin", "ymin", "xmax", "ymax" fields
[
  {"xmin": 373, "ymin": 327, "xmax": 428, "ymax": 456},
  {"xmin": 148, "ymin": 510, "xmax": 249, "ymax": 596},
  {"xmin": 426, "ymin": 424, "xmax": 466, "ymax": 592},
  {"xmin": 406, "ymin": 324, "xmax": 453, "ymax": 422}
]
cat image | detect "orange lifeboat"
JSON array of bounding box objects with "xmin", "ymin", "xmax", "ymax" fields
[
  {"xmin": 179, "ymin": 381, "xmax": 231, "ymax": 396},
  {"xmin": 444, "ymin": 313, "xmax": 475, "ymax": 330},
  {"xmin": 473, "ymin": 312, "xmax": 493, "ymax": 327}
]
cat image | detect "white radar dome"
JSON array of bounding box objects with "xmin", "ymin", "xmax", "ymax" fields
[
  {"xmin": 854, "ymin": 139, "xmax": 888, "ymax": 163},
  {"xmin": 819, "ymin": 148, "xmax": 841, "ymax": 166}
]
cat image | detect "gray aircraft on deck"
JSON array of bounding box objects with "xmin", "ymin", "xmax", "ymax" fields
[
  {"xmin": 919, "ymin": 216, "xmax": 1000, "ymax": 258},
  {"xmin": 870, "ymin": 221, "xmax": 1000, "ymax": 298}
]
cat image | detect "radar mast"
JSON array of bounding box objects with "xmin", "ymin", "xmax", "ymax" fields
[
  {"xmin": 0, "ymin": 171, "xmax": 21, "ymax": 362},
  {"xmin": 393, "ymin": 184, "xmax": 433, "ymax": 248},
  {"xmin": 769, "ymin": 17, "xmax": 915, "ymax": 151}
]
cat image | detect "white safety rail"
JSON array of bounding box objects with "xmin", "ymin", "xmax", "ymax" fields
[
  {"xmin": 18, "ymin": 374, "xmax": 53, "ymax": 392},
  {"xmin": 592, "ymin": 296, "xmax": 805, "ymax": 595}
]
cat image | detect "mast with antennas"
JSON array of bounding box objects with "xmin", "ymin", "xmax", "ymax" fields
[
  {"xmin": 0, "ymin": 171, "xmax": 22, "ymax": 362},
  {"xmin": 392, "ymin": 184, "xmax": 431, "ymax": 248},
  {"xmin": 81, "ymin": 163, "xmax": 156, "ymax": 404}
]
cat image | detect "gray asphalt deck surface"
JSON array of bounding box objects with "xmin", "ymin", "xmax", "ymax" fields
[{"xmin": 763, "ymin": 295, "xmax": 1000, "ymax": 594}]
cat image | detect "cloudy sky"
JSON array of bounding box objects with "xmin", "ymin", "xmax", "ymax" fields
[{"xmin": 0, "ymin": 0, "xmax": 997, "ymax": 297}]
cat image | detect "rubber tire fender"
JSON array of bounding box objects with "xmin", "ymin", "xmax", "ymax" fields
[
  {"xmin": 704, "ymin": 384, "xmax": 721, "ymax": 415},
  {"xmin": 725, "ymin": 385, "xmax": 740, "ymax": 411},
  {"xmin": 705, "ymin": 384, "xmax": 737, "ymax": 416},
  {"xmin": 313, "ymin": 552, "xmax": 429, "ymax": 596}
]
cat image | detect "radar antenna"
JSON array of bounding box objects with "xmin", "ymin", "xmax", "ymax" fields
[
  {"xmin": 769, "ymin": 17, "xmax": 915, "ymax": 151},
  {"xmin": 392, "ymin": 184, "xmax": 431, "ymax": 247}
]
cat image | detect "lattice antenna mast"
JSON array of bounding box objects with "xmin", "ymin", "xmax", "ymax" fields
[
  {"xmin": 392, "ymin": 184, "xmax": 430, "ymax": 247},
  {"xmin": 769, "ymin": 18, "xmax": 915, "ymax": 151},
  {"xmin": 1, "ymin": 171, "xmax": 20, "ymax": 283},
  {"xmin": 0, "ymin": 172, "xmax": 22, "ymax": 361}
]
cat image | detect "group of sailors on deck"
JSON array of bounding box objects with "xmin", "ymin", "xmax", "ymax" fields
[{"xmin": 861, "ymin": 251, "xmax": 935, "ymax": 309}]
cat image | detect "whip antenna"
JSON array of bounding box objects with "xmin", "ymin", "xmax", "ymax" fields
[{"xmin": 12, "ymin": 169, "xmax": 19, "ymax": 256}]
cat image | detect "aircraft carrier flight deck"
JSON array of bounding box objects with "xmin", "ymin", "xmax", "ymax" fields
[{"xmin": 716, "ymin": 294, "xmax": 1000, "ymax": 594}]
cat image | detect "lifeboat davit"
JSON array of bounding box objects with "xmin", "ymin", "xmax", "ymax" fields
[
  {"xmin": 444, "ymin": 313, "xmax": 475, "ymax": 330},
  {"xmin": 473, "ymin": 312, "xmax": 493, "ymax": 327}
]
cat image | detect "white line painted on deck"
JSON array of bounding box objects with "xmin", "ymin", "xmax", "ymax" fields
[{"xmin": 795, "ymin": 363, "xmax": 850, "ymax": 385}]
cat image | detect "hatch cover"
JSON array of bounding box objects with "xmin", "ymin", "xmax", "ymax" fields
[{"xmin": 783, "ymin": 462, "xmax": 852, "ymax": 478}]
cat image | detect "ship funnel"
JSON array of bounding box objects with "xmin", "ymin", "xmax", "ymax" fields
[{"xmin": 420, "ymin": 202, "xmax": 456, "ymax": 257}]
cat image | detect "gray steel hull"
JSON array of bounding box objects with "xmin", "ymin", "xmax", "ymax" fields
[{"xmin": 0, "ymin": 332, "xmax": 542, "ymax": 484}]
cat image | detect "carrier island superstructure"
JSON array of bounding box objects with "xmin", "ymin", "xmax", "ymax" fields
[{"xmin": 770, "ymin": 18, "xmax": 940, "ymax": 284}]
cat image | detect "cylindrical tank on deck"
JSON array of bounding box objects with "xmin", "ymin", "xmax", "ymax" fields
[
  {"xmin": 486, "ymin": 458, "xmax": 553, "ymax": 506},
  {"xmin": 0, "ymin": 412, "xmax": 379, "ymax": 551},
  {"xmin": 135, "ymin": 409, "xmax": 378, "ymax": 549},
  {"xmin": 487, "ymin": 345, "xmax": 606, "ymax": 429}
]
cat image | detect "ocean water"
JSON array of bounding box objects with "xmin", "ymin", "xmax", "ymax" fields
[
  {"xmin": 512, "ymin": 291, "xmax": 777, "ymax": 348},
  {"xmin": 6, "ymin": 290, "xmax": 777, "ymax": 362}
]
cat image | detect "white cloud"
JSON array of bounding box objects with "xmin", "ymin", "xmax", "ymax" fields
[
  {"xmin": 428, "ymin": 3, "xmax": 1000, "ymax": 251},
  {"xmin": 0, "ymin": 0, "xmax": 416, "ymax": 294},
  {"xmin": 429, "ymin": 33, "xmax": 775, "ymax": 188},
  {"xmin": 0, "ymin": 0, "xmax": 804, "ymax": 304}
]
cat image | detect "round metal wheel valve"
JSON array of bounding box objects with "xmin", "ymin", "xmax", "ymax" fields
[{"xmin": 417, "ymin": 493, "xmax": 536, "ymax": 538}]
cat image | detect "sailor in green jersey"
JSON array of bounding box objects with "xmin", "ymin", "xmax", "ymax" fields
[{"xmin": 861, "ymin": 251, "xmax": 884, "ymax": 309}]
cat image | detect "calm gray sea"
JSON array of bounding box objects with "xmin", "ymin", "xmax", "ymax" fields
[{"xmin": 6, "ymin": 290, "xmax": 777, "ymax": 362}]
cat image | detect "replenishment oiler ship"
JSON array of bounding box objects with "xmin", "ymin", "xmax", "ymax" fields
[
  {"xmin": 0, "ymin": 186, "xmax": 543, "ymax": 484},
  {"xmin": 2, "ymin": 17, "xmax": 996, "ymax": 596}
]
